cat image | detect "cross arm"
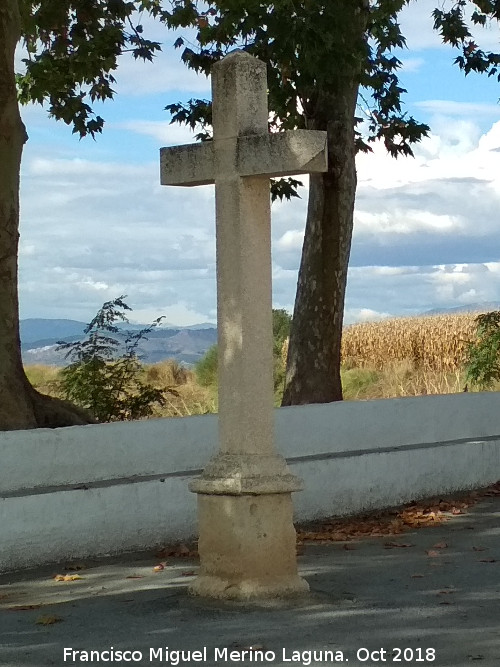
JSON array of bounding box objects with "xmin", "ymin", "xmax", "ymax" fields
[
  {"xmin": 160, "ymin": 142, "xmax": 214, "ymax": 187},
  {"xmin": 160, "ymin": 129, "xmax": 328, "ymax": 188},
  {"xmin": 238, "ymin": 130, "xmax": 327, "ymax": 178}
]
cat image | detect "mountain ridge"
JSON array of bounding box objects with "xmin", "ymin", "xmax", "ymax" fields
[
  {"xmin": 422, "ymin": 302, "xmax": 500, "ymax": 316},
  {"xmin": 20, "ymin": 302, "xmax": 500, "ymax": 366},
  {"xmin": 20, "ymin": 318, "xmax": 217, "ymax": 367}
]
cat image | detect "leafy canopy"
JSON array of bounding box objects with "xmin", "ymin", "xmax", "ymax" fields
[
  {"xmin": 163, "ymin": 0, "xmax": 429, "ymax": 169},
  {"xmin": 433, "ymin": 0, "xmax": 500, "ymax": 78},
  {"xmin": 162, "ymin": 0, "xmax": 500, "ymax": 200},
  {"xmin": 17, "ymin": 0, "xmax": 165, "ymax": 137},
  {"xmin": 16, "ymin": 1, "xmax": 500, "ymax": 147}
]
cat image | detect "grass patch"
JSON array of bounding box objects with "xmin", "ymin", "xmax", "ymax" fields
[{"xmin": 24, "ymin": 355, "xmax": 500, "ymax": 423}]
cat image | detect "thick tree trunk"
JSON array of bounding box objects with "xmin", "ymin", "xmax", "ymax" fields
[
  {"xmin": 0, "ymin": 1, "xmax": 93, "ymax": 430},
  {"xmin": 282, "ymin": 90, "xmax": 358, "ymax": 405},
  {"xmin": 282, "ymin": 1, "xmax": 367, "ymax": 406}
]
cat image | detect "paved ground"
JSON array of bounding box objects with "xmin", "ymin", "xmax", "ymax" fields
[{"xmin": 1, "ymin": 495, "xmax": 499, "ymax": 667}]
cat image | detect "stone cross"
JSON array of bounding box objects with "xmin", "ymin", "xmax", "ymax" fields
[{"xmin": 160, "ymin": 51, "xmax": 328, "ymax": 600}]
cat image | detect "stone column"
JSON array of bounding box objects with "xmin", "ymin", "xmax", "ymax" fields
[{"xmin": 160, "ymin": 51, "xmax": 328, "ymax": 600}]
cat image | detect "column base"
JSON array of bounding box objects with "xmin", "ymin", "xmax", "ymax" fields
[
  {"xmin": 188, "ymin": 491, "xmax": 309, "ymax": 601},
  {"xmin": 189, "ymin": 573, "xmax": 309, "ymax": 600},
  {"xmin": 189, "ymin": 453, "xmax": 303, "ymax": 495}
]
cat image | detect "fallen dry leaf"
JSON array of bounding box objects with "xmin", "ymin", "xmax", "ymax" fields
[
  {"xmin": 36, "ymin": 615, "xmax": 63, "ymax": 625},
  {"xmin": 433, "ymin": 541, "xmax": 448, "ymax": 549},
  {"xmin": 153, "ymin": 563, "xmax": 165, "ymax": 572},
  {"xmin": 426, "ymin": 550, "xmax": 441, "ymax": 557},
  {"xmin": 296, "ymin": 481, "xmax": 499, "ymax": 544},
  {"xmin": 54, "ymin": 574, "xmax": 82, "ymax": 582},
  {"xmin": 384, "ymin": 541, "xmax": 414, "ymax": 549},
  {"xmin": 156, "ymin": 543, "xmax": 198, "ymax": 558},
  {"xmin": 7, "ymin": 604, "xmax": 42, "ymax": 611},
  {"xmin": 472, "ymin": 546, "xmax": 487, "ymax": 552}
]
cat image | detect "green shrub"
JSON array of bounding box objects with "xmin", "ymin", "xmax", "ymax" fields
[
  {"xmin": 194, "ymin": 309, "xmax": 292, "ymax": 405},
  {"xmin": 58, "ymin": 296, "xmax": 174, "ymax": 422},
  {"xmin": 195, "ymin": 344, "xmax": 218, "ymax": 388},
  {"xmin": 465, "ymin": 310, "xmax": 500, "ymax": 389},
  {"xmin": 341, "ymin": 368, "xmax": 381, "ymax": 399}
]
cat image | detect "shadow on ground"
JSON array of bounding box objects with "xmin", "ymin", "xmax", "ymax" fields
[{"xmin": 1, "ymin": 497, "xmax": 499, "ymax": 666}]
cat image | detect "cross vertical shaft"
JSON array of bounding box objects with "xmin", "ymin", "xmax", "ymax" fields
[
  {"xmin": 160, "ymin": 51, "xmax": 328, "ymax": 599},
  {"xmin": 212, "ymin": 55, "xmax": 274, "ymax": 458}
]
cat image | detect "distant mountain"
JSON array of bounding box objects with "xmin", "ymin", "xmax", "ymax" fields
[
  {"xmin": 423, "ymin": 302, "xmax": 500, "ymax": 316},
  {"xmin": 182, "ymin": 323, "xmax": 217, "ymax": 330},
  {"xmin": 20, "ymin": 319, "xmax": 87, "ymax": 346},
  {"xmin": 20, "ymin": 318, "xmax": 217, "ymax": 367}
]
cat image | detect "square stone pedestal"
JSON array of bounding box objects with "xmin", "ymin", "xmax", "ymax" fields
[{"xmin": 189, "ymin": 492, "xmax": 309, "ymax": 600}]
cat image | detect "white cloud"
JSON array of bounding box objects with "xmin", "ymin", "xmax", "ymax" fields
[
  {"xmin": 16, "ymin": 79, "xmax": 500, "ymax": 325},
  {"xmin": 399, "ymin": 0, "xmax": 500, "ymax": 52},
  {"xmin": 113, "ymin": 49, "xmax": 210, "ymax": 97},
  {"xmin": 400, "ymin": 57, "xmax": 425, "ymax": 73},
  {"xmin": 18, "ymin": 148, "xmax": 217, "ymax": 324},
  {"xmin": 80, "ymin": 278, "xmax": 110, "ymax": 291},
  {"xmin": 430, "ymin": 262, "xmax": 500, "ymax": 305},
  {"xmin": 398, "ymin": 0, "xmax": 443, "ymax": 51},
  {"xmin": 115, "ymin": 120, "xmax": 197, "ymax": 146},
  {"xmin": 416, "ymin": 100, "xmax": 500, "ymax": 117},
  {"xmin": 276, "ymin": 229, "xmax": 304, "ymax": 251},
  {"xmin": 355, "ymin": 210, "xmax": 461, "ymax": 235},
  {"xmin": 131, "ymin": 303, "xmax": 215, "ymax": 327},
  {"xmin": 28, "ymin": 157, "xmax": 149, "ymax": 178},
  {"xmin": 344, "ymin": 308, "xmax": 392, "ymax": 325},
  {"xmin": 345, "ymin": 262, "xmax": 500, "ymax": 319}
]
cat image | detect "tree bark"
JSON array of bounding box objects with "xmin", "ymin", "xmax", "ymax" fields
[
  {"xmin": 282, "ymin": 2, "xmax": 367, "ymax": 406},
  {"xmin": 0, "ymin": 0, "xmax": 93, "ymax": 430}
]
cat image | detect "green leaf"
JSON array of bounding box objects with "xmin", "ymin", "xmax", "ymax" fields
[{"xmin": 17, "ymin": 0, "xmax": 164, "ymax": 137}]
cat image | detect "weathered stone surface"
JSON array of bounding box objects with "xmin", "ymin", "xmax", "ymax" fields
[
  {"xmin": 190, "ymin": 493, "xmax": 309, "ymax": 600},
  {"xmin": 160, "ymin": 51, "xmax": 328, "ymax": 600},
  {"xmin": 160, "ymin": 142, "xmax": 214, "ymax": 187},
  {"xmin": 160, "ymin": 131, "xmax": 327, "ymax": 186},
  {"xmin": 189, "ymin": 453, "xmax": 303, "ymax": 495}
]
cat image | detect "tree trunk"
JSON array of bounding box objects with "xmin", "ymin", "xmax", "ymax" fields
[
  {"xmin": 282, "ymin": 90, "xmax": 358, "ymax": 405},
  {"xmin": 282, "ymin": 1, "xmax": 367, "ymax": 406},
  {"xmin": 0, "ymin": 1, "xmax": 93, "ymax": 430}
]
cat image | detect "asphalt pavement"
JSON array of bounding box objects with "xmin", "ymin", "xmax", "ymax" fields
[{"xmin": 1, "ymin": 494, "xmax": 499, "ymax": 667}]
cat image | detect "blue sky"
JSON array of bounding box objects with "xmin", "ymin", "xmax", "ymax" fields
[{"xmin": 16, "ymin": 0, "xmax": 500, "ymax": 325}]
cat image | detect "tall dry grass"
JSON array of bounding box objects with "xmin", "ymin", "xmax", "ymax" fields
[
  {"xmin": 341, "ymin": 313, "xmax": 478, "ymax": 372},
  {"xmin": 24, "ymin": 364, "xmax": 64, "ymax": 398},
  {"xmin": 341, "ymin": 361, "xmax": 467, "ymax": 400},
  {"xmin": 25, "ymin": 359, "xmax": 216, "ymax": 418},
  {"xmin": 282, "ymin": 311, "xmax": 500, "ymax": 399},
  {"xmin": 144, "ymin": 359, "xmax": 216, "ymax": 416},
  {"xmin": 25, "ymin": 311, "xmax": 496, "ymax": 412}
]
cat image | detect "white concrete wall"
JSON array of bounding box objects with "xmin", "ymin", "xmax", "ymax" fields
[{"xmin": 1, "ymin": 393, "xmax": 499, "ymax": 572}]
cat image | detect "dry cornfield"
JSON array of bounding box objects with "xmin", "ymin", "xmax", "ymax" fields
[{"xmin": 341, "ymin": 313, "xmax": 479, "ymax": 372}]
